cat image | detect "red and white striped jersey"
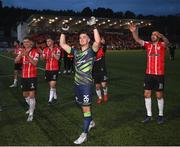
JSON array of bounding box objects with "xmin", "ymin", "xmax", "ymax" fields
[
  {"xmin": 43, "ymin": 47, "xmax": 60, "ymax": 71},
  {"xmin": 20, "ymin": 48, "xmax": 39, "ymax": 78},
  {"xmin": 143, "ymin": 41, "xmax": 166, "ymax": 75}
]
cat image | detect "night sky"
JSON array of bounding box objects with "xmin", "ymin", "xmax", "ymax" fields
[{"xmin": 3, "ymin": 0, "xmax": 180, "ymax": 16}]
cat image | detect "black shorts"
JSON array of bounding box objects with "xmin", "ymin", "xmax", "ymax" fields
[
  {"xmin": 45, "ymin": 70, "xmax": 58, "ymax": 82},
  {"xmin": 14, "ymin": 63, "xmax": 22, "ymax": 71},
  {"xmin": 93, "ymin": 72, "xmax": 108, "ymax": 84},
  {"xmin": 144, "ymin": 74, "xmax": 164, "ymax": 91},
  {"xmin": 21, "ymin": 77, "xmax": 37, "ymax": 91}
]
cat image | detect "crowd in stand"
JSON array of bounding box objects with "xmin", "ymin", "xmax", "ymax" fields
[{"xmin": 30, "ymin": 32, "xmax": 142, "ymax": 50}]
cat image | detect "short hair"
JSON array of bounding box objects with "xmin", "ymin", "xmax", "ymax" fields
[
  {"xmin": 46, "ymin": 35, "xmax": 55, "ymax": 41},
  {"xmin": 23, "ymin": 36, "xmax": 32, "ymax": 41},
  {"xmin": 78, "ymin": 29, "xmax": 92, "ymax": 39}
]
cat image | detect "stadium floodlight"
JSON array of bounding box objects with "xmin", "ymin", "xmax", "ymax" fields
[
  {"xmin": 62, "ymin": 22, "xmax": 65, "ymax": 24},
  {"xmin": 83, "ymin": 18, "xmax": 86, "ymax": 21},
  {"xmin": 65, "ymin": 19, "xmax": 69, "ymax": 23},
  {"xmin": 130, "ymin": 20, "xmax": 133, "ymax": 23},
  {"xmin": 33, "ymin": 18, "xmax": 36, "ymax": 21},
  {"xmin": 75, "ymin": 22, "xmax": 78, "ymax": 25},
  {"xmin": 78, "ymin": 20, "xmax": 82, "ymax": 23},
  {"xmin": 141, "ymin": 21, "xmax": 144, "ymax": 24},
  {"xmin": 55, "ymin": 17, "xmax": 58, "ymax": 20},
  {"xmin": 109, "ymin": 24, "xmax": 112, "ymax": 26},
  {"xmin": 96, "ymin": 19, "xmax": 98, "ymax": 22},
  {"xmin": 148, "ymin": 23, "xmax": 151, "ymax": 26},
  {"xmin": 69, "ymin": 17, "xmax": 72, "ymax": 20},
  {"xmin": 108, "ymin": 19, "xmax": 110, "ymax": 22},
  {"xmin": 114, "ymin": 22, "xmax": 117, "ymax": 25},
  {"xmin": 40, "ymin": 16, "xmax": 43, "ymax": 19},
  {"xmin": 102, "ymin": 21, "xmax": 106, "ymax": 24}
]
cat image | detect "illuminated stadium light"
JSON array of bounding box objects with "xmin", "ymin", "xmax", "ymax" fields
[
  {"xmin": 109, "ymin": 24, "xmax": 113, "ymax": 26},
  {"xmin": 40, "ymin": 16, "xmax": 43, "ymax": 19},
  {"xmin": 141, "ymin": 21, "xmax": 144, "ymax": 24},
  {"xmin": 130, "ymin": 20, "xmax": 133, "ymax": 23},
  {"xmin": 148, "ymin": 23, "xmax": 152, "ymax": 26},
  {"xmin": 78, "ymin": 20, "xmax": 82, "ymax": 23},
  {"xmin": 33, "ymin": 18, "xmax": 36, "ymax": 21},
  {"xmin": 62, "ymin": 22, "xmax": 65, "ymax": 24},
  {"xmin": 75, "ymin": 22, "xmax": 78, "ymax": 25},
  {"xmin": 82, "ymin": 18, "xmax": 86, "ymax": 21},
  {"xmin": 69, "ymin": 17, "xmax": 72, "ymax": 20},
  {"xmin": 55, "ymin": 17, "xmax": 58, "ymax": 20},
  {"xmin": 49, "ymin": 21, "xmax": 52, "ymax": 24},
  {"xmin": 114, "ymin": 22, "xmax": 117, "ymax": 25},
  {"xmin": 120, "ymin": 24, "xmax": 122, "ymax": 26},
  {"xmin": 98, "ymin": 23, "xmax": 101, "ymax": 26},
  {"xmin": 108, "ymin": 19, "xmax": 110, "ymax": 22},
  {"xmin": 64, "ymin": 19, "xmax": 69, "ymax": 23},
  {"xmin": 96, "ymin": 19, "xmax": 98, "ymax": 22},
  {"xmin": 102, "ymin": 21, "xmax": 106, "ymax": 24}
]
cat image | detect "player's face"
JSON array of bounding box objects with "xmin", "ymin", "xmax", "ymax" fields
[
  {"xmin": 23, "ymin": 39, "xmax": 32, "ymax": 49},
  {"xmin": 151, "ymin": 32, "xmax": 159, "ymax": 42},
  {"xmin": 46, "ymin": 39, "xmax": 54, "ymax": 47},
  {"xmin": 79, "ymin": 33, "xmax": 90, "ymax": 46}
]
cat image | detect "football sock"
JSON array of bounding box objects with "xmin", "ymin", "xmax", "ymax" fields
[
  {"xmin": 14, "ymin": 79, "xmax": 17, "ymax": 85},
  {"xmin": 52, "ymin": 88, "xmax": 57, "ymax": 99},
  {"xmin": 157, "ymin": 98, "xmax": 164, "ymax": 116},
  {"xmin": 96, "ymin": 89, "xmax": 102, "ymax": 99},
  {"xmin": 102, "ymin": 87, "xmax": 108, "ymax": 95},
  {"xmin": 145, "ymin": 98, "xmax": 152, "ymax": 116},
  {"xmin": 29, "ymin": 98, "xmax": 36, "ymax": 116},
  {"xmin": 83, "ymin": 112, "xmax": 92, "ymax": 133},
  {"xmin": 25, "ymin": 97, "xmax": 30, "ymax": 106},
  {"xmin": 49, "ymin": 88, "xmax": 54, "ymax": 102}
]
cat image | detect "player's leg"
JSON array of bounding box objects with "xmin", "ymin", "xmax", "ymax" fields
[
  {"xmin": 27, "ymin": 90, "xmax": 36, "ymax": 122},
  {"xmin": 142, "ymin": 74, "xmax": 153, "ymax": 123},
  {"xmin": 156, "ymin": 91, "xmax": 164, "ymax": 124},
  {"xmin": 48, "ymin": 71, "xmax": 58, "ymax": 104},
  {"xmin": 95, "ymin": 83, "xmax": 103, "ymax": 104},
  {"xmin": 155, "ymin": 75, "xmax": 165, "ymax": 124},
  {"xmin": 49, "ymin": 80, "xmax": 57, "ymax": 100},
  {"xmin": 9, "ymin": 69, "xmax": 18, "ymax": 87},
  {"xmin": 101, "ymin": 81, "xmax": 108, "ymax": 102},
  {"xmin": 74, "ymin": 85, "xmax": 95, "ymax": 144}
]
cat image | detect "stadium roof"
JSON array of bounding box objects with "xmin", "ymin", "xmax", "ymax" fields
[{"xmin": 26, "ymin": 14, "xmax": 152, "ymax": 34}]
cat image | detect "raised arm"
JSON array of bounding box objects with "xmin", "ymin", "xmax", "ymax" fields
[
  {"xmin": 128, "ymin": 24, "xmax": 144, "ymax": 46},
  {"xmin": 156, "ymin": 32, "xmax": 169, "ymax": 46},
  {"xmin": 59, "ymin": 24, "xmax": 71, "ymax": 54},
  {"xmin": 92, "ymin": 28, "xmax": 101, "ymax": 52},
  {"xmin": 87, "ymin": 16, "xmax": 101, "ymax": 52}
]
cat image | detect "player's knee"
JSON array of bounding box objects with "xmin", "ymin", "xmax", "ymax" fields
[
  {"xmin": 156, "ymin": 92, "xmax": 163, "ymax": 99},
  {"xmin": 95, "ymin": 84, "xmax": 101, "ymax": 90},
  {"xmin": 144, "ymin": 92, "xmax": 151, "ymax": 98}
]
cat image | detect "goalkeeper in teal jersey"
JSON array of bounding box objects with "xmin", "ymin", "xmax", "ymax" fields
[{"xmin": 60, "ymin": 17, "xmax": 101, "ymax": 145}]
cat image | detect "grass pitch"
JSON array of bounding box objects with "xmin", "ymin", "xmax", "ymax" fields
[{"xmin": 0, "ymin": 50, "xmax": 180, "ymax": 145}]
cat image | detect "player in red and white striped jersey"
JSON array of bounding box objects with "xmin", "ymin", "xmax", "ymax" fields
[
  {"xmin": 9, "ymin": 40, "xmax": 22, "ymax": 88},
  {"xmin": 129, "ymin": 24, "xmax": 169, "ymax": 124},
  {"xmin": 41, "ymin": 37, "xmax": 60, "ymax": 104},
  {"xmin": 15, "ymin": 37, "xmax": 39, "ymax": 122}
]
